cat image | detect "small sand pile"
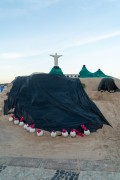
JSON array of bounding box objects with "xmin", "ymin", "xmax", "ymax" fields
[{"xmin": 0, "ymin": 83, "xmax": 12, "ymax": 115}]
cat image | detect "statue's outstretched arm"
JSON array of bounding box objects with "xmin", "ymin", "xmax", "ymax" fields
[
  {"xmin": 50, "ymin": 55, "xmax": 54, "ymax": 57},
  {"xmin": 58, "ymin": 55, "xmax": 62, "ymax": 58}
]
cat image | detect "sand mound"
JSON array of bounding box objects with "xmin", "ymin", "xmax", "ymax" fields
[{"xmin": 0, "ymin": 78, "xmax": 120, "ymax": 160}]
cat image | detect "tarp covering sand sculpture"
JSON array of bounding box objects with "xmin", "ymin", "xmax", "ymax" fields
[
  {"xmin": 98, "ymin": 78, "xmax": 120, "ymax": 92},
  {"xmin": 49, "ymin": 66, "xmax": 64, "ymax": 75},
  {"xmin": 4, "ymin": 74, "xmax": 111, "ymax": 132}
]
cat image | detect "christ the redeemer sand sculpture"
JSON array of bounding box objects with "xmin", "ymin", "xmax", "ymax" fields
[{"xmin": 50, "ymin": 53, "xmax": 62, "ymax": 67}]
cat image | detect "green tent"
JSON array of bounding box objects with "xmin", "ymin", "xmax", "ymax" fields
[
  {"xmin": 49, "ymin": 66, "xmax": 64, "ymax": 75},
  {"xmin": 79, "ymin": 65, "xmax": 93, "ymax": 78},
  {"xmin": 93, "ymin": 69, "xmax": 109, "ymax": 78},
  {"xmin": 79, "ymin": 65, "xmax": 110, "ymax": 78}
]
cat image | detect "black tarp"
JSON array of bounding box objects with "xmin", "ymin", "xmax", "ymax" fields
[
  {"xmin": 98, "ymin": 78, "xmax": 120, "ymax": 92},
  {"xmin": 4, "ymin": 74, "xmax": 111, "ymax": 132}
]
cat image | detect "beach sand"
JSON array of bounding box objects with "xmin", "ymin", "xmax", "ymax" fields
[{"xmin": 0, "ymin": 78, "xmax": 120, "ymax": 161}]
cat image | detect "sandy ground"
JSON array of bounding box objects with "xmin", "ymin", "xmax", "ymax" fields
[{"xmin": 0, "ymin": 78, "xmax": 120, "ymax": 161}]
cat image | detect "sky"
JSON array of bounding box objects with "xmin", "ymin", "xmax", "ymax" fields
[{"xmin": 0, "ymin": 0, "xmax": 120, "ymax": 83}]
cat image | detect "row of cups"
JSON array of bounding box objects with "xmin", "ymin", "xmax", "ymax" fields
[{"xmin": 8, "ymin": 114, "xmax": 90, "ymax": 137}]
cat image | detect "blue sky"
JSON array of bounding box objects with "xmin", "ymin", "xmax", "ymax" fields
[{"xmin": 0, "ymin": 0, "xmax": 120, "ymax": 83}]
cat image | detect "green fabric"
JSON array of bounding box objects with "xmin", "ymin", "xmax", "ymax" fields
[
  {"xmin": 79, "ymin": 65, "xmax": 109, "ymax": 78},
  {"xmin": 93, "ymin": 69, "xmax": 109, "ymax": 77},
  {"xmin": 79, "ymin": 65, "xmax": 93, "ymax": 78},
  {"xmin": 49, "ymin": 67, "xmax": 64, "ymax": 75}
]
